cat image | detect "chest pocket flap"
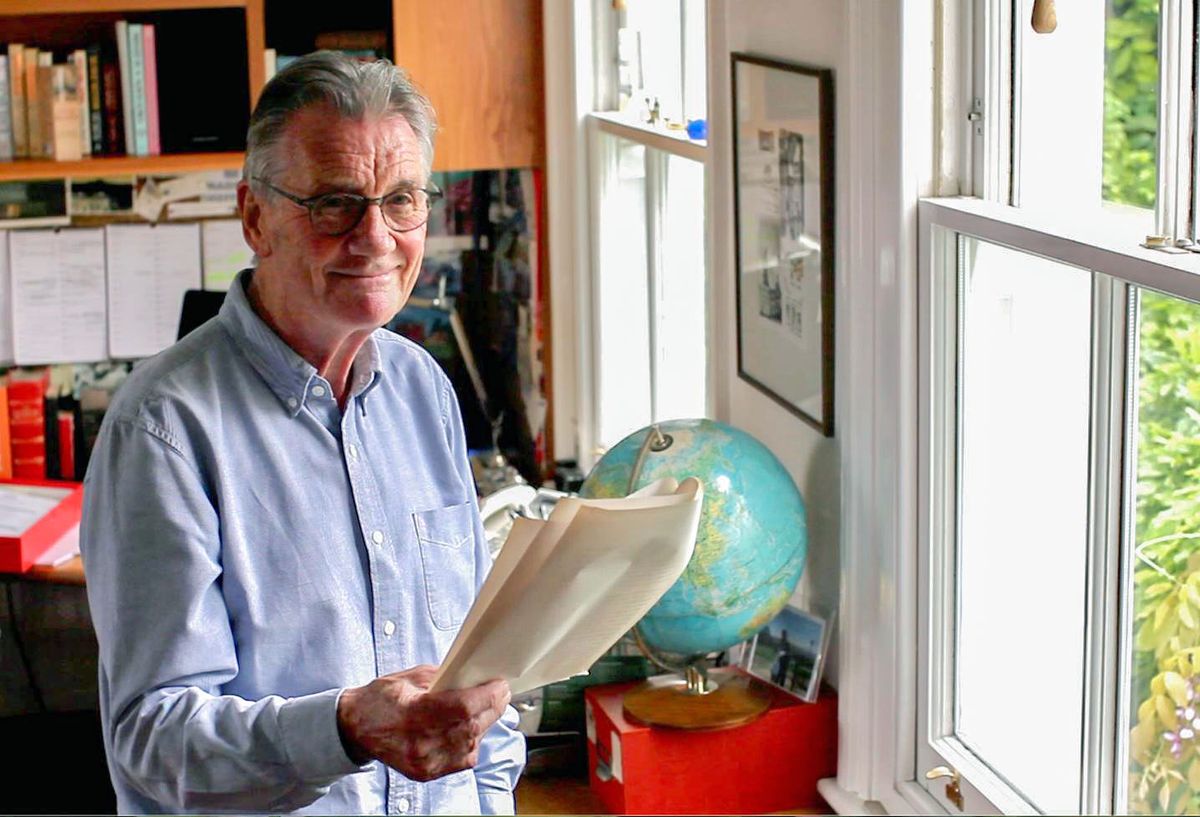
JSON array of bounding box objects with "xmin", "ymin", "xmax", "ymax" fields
[{"xmin": 413, "ymin": 501, "xmax": 477, "ymax": 630}]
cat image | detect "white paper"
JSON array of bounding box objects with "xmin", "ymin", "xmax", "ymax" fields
[
  {"xmin": 33, "ymin": 522, "xmax": 79, "ymax": 566},
  {"xmin": 10, "ymin": 228, "xmax": 107, "ymax": 364},
  {"xmin": 106, "ymin": 223, "xmax": 202, "ymax": 358},
  {"xmin": 610, "ymin": 732, "xmax": 623, "ymax": 783},
  {"xmin": 431, "ymin": 477, "xmax": 704, "ymax": 695},
  {"xmin": 201, "ymin": 219, "xmax": 253, "ymax": 292},
  {"xmin": 0, "ymin": 230, "xmax": 12, "ymax": 365},
  {"xmin": 0, "ymin": 484, "xmax": 70, "ymax": 536}
]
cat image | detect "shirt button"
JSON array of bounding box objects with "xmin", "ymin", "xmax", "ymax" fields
[
  {"xmin": 383, "ymin": 620, "xmax": 396, "ymax": 636},
  {"xmin": 398, "ymin": 796, "xmax": 410, "ymax": 813},
  {"xmin": 371, "ymin": 530, "xmax": 384, "ymax": 545},
  {"xmin": 347, "ymin": 444, "xmax": 359, "ymax": 460},
  {"xmin": 286, "ymin": 397, "xmax": 298, "ymax": 409},
  {"xmin": 311, "ymin": 385, "xmax": 326, "ymax": 397}
]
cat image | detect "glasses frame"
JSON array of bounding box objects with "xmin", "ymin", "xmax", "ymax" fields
[{"xmin": 253, "ymin": 177, "xmax": 444, "ymax": 236}]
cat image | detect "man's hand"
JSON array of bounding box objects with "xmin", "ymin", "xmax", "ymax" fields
[{"xmin": 336, "ymin": 665, "xmax": 511, "ymax": 782}]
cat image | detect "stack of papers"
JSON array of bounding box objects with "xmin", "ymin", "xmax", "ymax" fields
[{"xmin": 431, "ymin": 477, "xmax": 704, "ymax": 695}]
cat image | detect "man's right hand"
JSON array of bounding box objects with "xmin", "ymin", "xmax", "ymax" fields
[{"xmin": 335, "ymin": 665, "xmax": 511, "ymax": 782}]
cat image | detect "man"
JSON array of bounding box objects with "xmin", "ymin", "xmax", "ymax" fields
[{"xmin": 80, "ymin": 52, "xmax": 525, "ymax": 814}]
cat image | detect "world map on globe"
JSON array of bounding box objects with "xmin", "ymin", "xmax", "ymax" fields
[{"xmin": 580, "ymin": 418, "xmax": 808, "ymax": 658}]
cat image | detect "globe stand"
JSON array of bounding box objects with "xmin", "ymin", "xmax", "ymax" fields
[{"xmin": 620, "ymin": 627, "xmax": 772, "ymax": 730}]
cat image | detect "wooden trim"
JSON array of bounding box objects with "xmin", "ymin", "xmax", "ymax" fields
[
  {"xmin": 244, "ymin": 0, "xmax": 265, "ymax": 108},
  {"xmin": 0, "ymin": 0, "xmax": 245, "ymax": 15},
  {"xmin": 0, "ymin": 152, "xmax": 244, "ymax": 181}
]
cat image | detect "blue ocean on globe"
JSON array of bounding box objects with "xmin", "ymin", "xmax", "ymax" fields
[{"xmin": 580, "ymin": 418, "xmax": 808, "ymax": 658}]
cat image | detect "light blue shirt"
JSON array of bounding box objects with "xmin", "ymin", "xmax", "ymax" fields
[{"xmin": 81, "ymin": 270, "xmax": 525, "ymax": 815}]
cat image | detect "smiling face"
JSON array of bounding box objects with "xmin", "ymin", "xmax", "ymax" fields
[{"xmin": 239, "ymin": 103, "xmax": 428, "ymax": 355}]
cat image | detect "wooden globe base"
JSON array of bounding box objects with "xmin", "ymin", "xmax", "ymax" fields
[{"xmin": 621, "ymin": 671, "xmax": 772, "ymax": 730}]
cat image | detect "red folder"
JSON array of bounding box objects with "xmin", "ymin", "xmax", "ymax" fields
[{"xmin": 0, "ymin": 478, "xmax": 83, "ymax": 573}]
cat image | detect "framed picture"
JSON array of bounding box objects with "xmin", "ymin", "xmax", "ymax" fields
[
  {"xmin": 744, "ymin": 603, "xmax": 833, "ymax": 703},
  {"xmin": 731, "ymin": 53, "xmax": 835, "ymax": 436}
]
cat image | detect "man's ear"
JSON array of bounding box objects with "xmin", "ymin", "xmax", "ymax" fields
[{"xmin": 238, "ymin": 180, "xmax": 273, "ymax": 258}]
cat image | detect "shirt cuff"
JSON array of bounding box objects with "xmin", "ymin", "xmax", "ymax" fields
[
  {"xmin": 277, "ymin": 688, "xmax": 372, "ymax": 781},
  {"xmin": 478, "ymin": 788, "xmax": 516, "ymax": 815}
]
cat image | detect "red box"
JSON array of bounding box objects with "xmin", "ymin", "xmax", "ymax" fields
[
  {"xmin": 0, "ymin": 478, "xmax": 84, "ymax": 573},
  {"xmin": 585, "ymin": 672, "xmax": 837, "ymax": 815}
]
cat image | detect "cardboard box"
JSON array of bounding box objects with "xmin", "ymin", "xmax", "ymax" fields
[
  {"xmin": 586, "ymin": 671, "xmax": 837, "ymax": 814},
  {"xmin": 0, "ymin": 478, "xmax": 83, "ymax": 573}
]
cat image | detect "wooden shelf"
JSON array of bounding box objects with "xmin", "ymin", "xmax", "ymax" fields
[
  {"xmin": 0, "ymin": 152, "xmax": 245, "ymax": 181},
  {"xmin": 0, "ymin": 0, "xmax": 247, "ymax": 15}
]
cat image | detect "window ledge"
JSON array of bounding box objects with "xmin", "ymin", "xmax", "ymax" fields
[{"xmin": 588, "ymin": 111, "xmax": 707, "ymax": 162}]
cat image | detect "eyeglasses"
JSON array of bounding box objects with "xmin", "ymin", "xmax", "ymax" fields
[{"xmin": 253, "ymin": 177, "xmax": 443, "ymax": 236}]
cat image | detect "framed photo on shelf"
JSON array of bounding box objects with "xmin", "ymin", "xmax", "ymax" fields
[
  {"xmin": 731, "ymin": 53, "xmax": 835, "ymax": 436},
  {"xmin": 744, "ymin": 602, "xmax": 833, "ymax": 703}
]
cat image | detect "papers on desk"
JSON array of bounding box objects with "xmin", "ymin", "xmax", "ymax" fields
[
  {"xmin": 9, "ymin": 228, "xmax": 107, "ymax": 365},
  {"xmin": 0, "ymin": 483, "xmax": 72, "ymax": 536},
  {"xmin": 106, "ymin": 223, "xmax": 202, "ymax": 358},
  {"xmin": 430, "ymin": 477, "xmax": 704, "ymax": 696}
]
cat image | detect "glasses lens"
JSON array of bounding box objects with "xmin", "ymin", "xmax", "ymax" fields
[
  {"xmin": 310, "ymin": 194, "xmax": 368, "ymax": 235},
  {"xmin": 382, "ymin": 190, "xmax": 430, "ymax": 231}
]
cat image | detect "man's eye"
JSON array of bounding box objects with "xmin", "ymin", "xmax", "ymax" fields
[
  {"xmin": 385, "ymin": 192, "xmax": 416, "ymax": 209},
  {"xmin": 318, "ymin": 195, "xmax": 360, "ymax": 211}
]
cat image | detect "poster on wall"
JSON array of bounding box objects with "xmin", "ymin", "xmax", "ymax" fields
[{"xmin": 732, "ymin": 53, "xmax": 835, "ymax": 436}]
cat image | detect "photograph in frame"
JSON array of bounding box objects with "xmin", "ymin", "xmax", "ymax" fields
[
  {"xmin": 744, "ymin": 603, "xmax": 832, "ymax": 703},
  {"xmin": 732, "ymin": 53, "xmax": 835, "ymax": 435}
]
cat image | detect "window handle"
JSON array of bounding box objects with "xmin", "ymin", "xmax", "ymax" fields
[
  {"xmin": 925, "ymin": 765, "xmax": 965, "ymax": 811},
  {"xmin": 1032, "ymin": 0, "xmax": 1057, "ymax": 34}
]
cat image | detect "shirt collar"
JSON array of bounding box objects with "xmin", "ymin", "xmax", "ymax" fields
[{"xmin": 218, "ymin": 269, "xmax": 384, "ymax": 416}]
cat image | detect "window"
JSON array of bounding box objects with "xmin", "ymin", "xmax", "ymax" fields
[
  {"xmin": 918, "ymin": 1, "xmax": 1200, "ymax": 814},
  {"xmin": 586, "ymin": 0, "xmax": 709, "ymax": 452}
]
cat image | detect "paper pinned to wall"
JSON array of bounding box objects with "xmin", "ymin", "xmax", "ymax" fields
[
  {"xmin": 201, "ymin": 219, "xmax": 253, "ymax": 291},
  {"xmin": 0, "ymin": 230, "xmax": 12, "ymax": 366},
  {"xmin": 106, "ymin": 223, "xmax": 201, "ymax": 358},
  {"xmin": 10, "ymin": 227, "xmax": 107, "ymax": 365}
]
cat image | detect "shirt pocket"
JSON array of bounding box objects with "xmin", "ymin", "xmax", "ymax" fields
[{"xmin": 413, "ymin": 501, "xmax": 478, "ymax": 631}]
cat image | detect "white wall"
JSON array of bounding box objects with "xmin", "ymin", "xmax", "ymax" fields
[{"xmin": 708, "ymin": 0, "xmax": 847, "ymax": 683}]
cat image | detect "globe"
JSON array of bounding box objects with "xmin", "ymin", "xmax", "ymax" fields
[{"xmin": 580, "ymin": 418, "xmax": 808, "ymax": 660}]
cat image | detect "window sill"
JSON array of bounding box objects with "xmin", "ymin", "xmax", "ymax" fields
[{"xmin": 588, "ymin": 111, "xmax": 707, "ymax": 162}]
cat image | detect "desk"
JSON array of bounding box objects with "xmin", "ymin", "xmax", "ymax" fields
[{"xmin": 24, "ymin": 554, "xmax": 85, "ymax": 585}]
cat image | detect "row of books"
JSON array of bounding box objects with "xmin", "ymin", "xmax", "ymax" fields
[
  {"xmin": 0, "ymin": 20, "xmax": 162, "ymax": 162},
  {"xmin": 0, "ymin": 364, "xmax": 129, "ymax": 483}
]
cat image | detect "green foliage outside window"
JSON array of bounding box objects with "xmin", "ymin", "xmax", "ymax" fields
[{"xmin": 1103, "ymin": 0, "xmax": 1158, "ymax": 209}]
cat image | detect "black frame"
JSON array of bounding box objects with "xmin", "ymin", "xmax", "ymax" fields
[{"xmin": 731, "ymin": 53, "xmax": 835, "ymax": 436}]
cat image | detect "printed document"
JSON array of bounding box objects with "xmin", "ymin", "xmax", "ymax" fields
[
  {"xmin": 106, "ymin": 223, "xmax": 202, "ymax": 358},
  {"xmin": 431, "ymin": 477, "xmax": 704, "ymax": 695}
]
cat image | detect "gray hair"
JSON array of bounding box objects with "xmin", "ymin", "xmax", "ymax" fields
[{"xmin": 243, "ymin": 51, "xmax": 437, "ymax": 186}]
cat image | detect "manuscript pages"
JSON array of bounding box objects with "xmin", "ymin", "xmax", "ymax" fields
[{"xmin": 430, "ymin": 477, "xmax": 704, "ymax": 695}]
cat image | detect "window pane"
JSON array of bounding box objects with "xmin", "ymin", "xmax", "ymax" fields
[
  {"xmin": 595, "ymin": 134, "xmax": 652, "ymax": 448},
  {"xmin": 955, "ymin": 236, "xmax": 1090, "ymax": 813},
  {"xmin": 1124, "ymin": 290, "xmax": 1200, "ymax": 815},
  {"xmin": 1102, "ymin": 0, "xmax": 1159, "ymax": 210},
  {"xmin": 653, "ymin": 153, "xmax": 706, "ymax": 422},
  {"xmin": 614, "ymin": 0, "xmax": 706, "ymax": 125}
]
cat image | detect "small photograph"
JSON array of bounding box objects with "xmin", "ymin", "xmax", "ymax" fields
[
  {"xmin": 747, "ymin": 603, "xmax": 832, "ymax": 702},
  {"xmin": 758, "ymin": 129, "xmax": 776, "ymax": 151}
]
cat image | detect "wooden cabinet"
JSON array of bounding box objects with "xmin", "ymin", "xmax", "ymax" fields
[{"xmin": 0, "ymin": 0, "xmax": 545, "ymax": 179}]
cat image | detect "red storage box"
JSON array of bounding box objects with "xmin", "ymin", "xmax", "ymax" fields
[
  {"xmin": 585, "ymin": 671, "xmax": 837, "ymax": 815},
  {"xmin": 0, "ymin": 478, "xmax": 83, "ymax": 573}
]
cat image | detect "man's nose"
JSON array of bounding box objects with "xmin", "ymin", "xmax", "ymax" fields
[{"xmin": 348, "ymin": 201, "xmax": 393, "ymax": 252}]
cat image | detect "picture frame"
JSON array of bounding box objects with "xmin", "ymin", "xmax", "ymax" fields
[
  {"xmin": 731, "ymin": 53, "xmax": 835, "ymax": 436},
  {"xmin": 743, "ymin": 602, "xmax": 833, "ymax": 703}
]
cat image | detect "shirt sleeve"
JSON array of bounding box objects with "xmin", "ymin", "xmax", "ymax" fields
[
  {"xmin": 81, "ymin": 413, "xmax": 369, "ymax": 813},
  {"xmin": 439, "ymin": 376, "xmax": 528, "ymax": 812}
]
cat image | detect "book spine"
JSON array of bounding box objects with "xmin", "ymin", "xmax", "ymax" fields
[
  {"xmin": 8, "ymin": 44, "xmax": 25, "ymax": 159},
  {"xmin": 73, "ymin": 49, "xmax": 90, "ymax": 156},
  {"xmin": 128, "ymin": 23, "xmax": 148, "ymax": 157},
  {"xmin": 8, "ymin": 379, "xmax": 46, "ymax": 479},
  {"xmin": 50, "ymin": 63, "xmax": 83, "ymax": 162},
  {"xmin": 23, "ymin": 47, "xmax": 41, "ymax": 159},
  {"xmin": 56, "ymin": 410, "xmax": 74, "ymax": 481},
  {"xmin": 35, "ymin": 54, "xmax": 54, "ymax": 161},
  {"xmin": 115, "ymin": 20, "xmax": 133, "ymax": 156},
  {"xmin": 0, "ymin": 383, "xmax": 11, "ymax": 480},
  {"xmin": 101, "ymin": 48, "xmax": 124, "ymax": 155},
  {"xmin": 142, "ymin": 24, "xmax": 160, "ymax": 156},
  {"xmin": 0, "ymin": 56, "xmax": 13, "ymax": 161},
  {"xmin": 86, "ymin": 44, "xmax": 104, "ymax": 155}
]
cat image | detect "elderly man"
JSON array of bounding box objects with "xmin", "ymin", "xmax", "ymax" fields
[{"xmin": 80, "ymin": 52, "xmax": 525, "ymax": 815}]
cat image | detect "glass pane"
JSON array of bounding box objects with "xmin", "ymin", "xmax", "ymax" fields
[
  {"xmin": 653, "ymin": 152, "xmax": 706, "ymax": 422},
  {"xmin": 1102, "ymin": 0, "xmax": 1159, "ymax": 211},
  {"xmin": 955, "ymin": 236, "xmax": 1090, "ymax": 813},
  {"xmin": 614, "ymin": 0, "xmax": 706, "ymax": 125},
  {"xmin": 1124, "ymin": 290, "xmax": 1200, "ymax": 815},
  {"xmin": 595, "ymin": 133, "xmax": 652, "ymax": 448}
]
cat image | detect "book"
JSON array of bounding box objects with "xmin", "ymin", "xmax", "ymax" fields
[
  {"xmin": 430, "ymin": 477, "xmax": 704, "ymax": 695},
  {"xmin": 49, "ymin": 64, "xmax": 83, "ymax": 162},
  {"xmin": 100, "ymin": 44, "xmax": 124, "ymax": 156},
  {"xmin": 127, "ymin": 23, "xmax": 148, "ymax": 157},
  {"xmin": 72, "ymin": 49, "xmax": 91, "ymax": 156},
  {"xmin": 8, "ymin": 44, "xmax": 26, "ymax": 159},
  {"xmin": 56, "ymin": 408, "xmax": 74, "ymax": 481},
  {"xmin": 86, "ymin": 44, "xmax": 104, "ymax": 155},
  {"xmin": 0, "ymin": 56, "xmax": 13, "ymax": 161},
  {"xmin": 23, "ymin": 47, "xmax": 42, "ymax": 159},
  {"xmin": 142, "ymin": 24, "xmax": 160, "ymax": 156},
  {"xmin": 7, "ymin": 368, "xmax": 49, "ymax": 480},
  {"xmin": 115, "ymin": 20, "xmax": 134, "ymax": 155},
  {"xmin": 0, "ymin": 382, "xmax": 10, "ymax": 480}
]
